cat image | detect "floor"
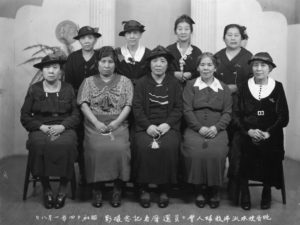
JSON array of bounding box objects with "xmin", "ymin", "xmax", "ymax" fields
[{"xmin": 0, "ymin": 155, "xmax": 300, "ymax": 225}]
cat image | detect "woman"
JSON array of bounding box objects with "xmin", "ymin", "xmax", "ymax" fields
[
  {"xmin": 236, "ymin": 52, "xmax": 289, "ymax": 210},
  {"xmin": 182, "ymin": 52, "xmax": 232, "ymax": 209},
  {"xmin": 20, "ymin": 52, "xmax": 80, "ymax": 209},
  {"xmin": 77, "ymin": 46, "xmax": 133, "ymax": 208},
  {"xmin": 167, "ymin": 14, "xmax": 202, "ymax": 83},
  {"xmin": 214, "ymin": 24, "xmax": 253, "ymax": 202},
  {"xmin": 115, "ymin": 20, "xmax": 151, "ymax": 85},
  {"xmin": 133, "ymin": 46, "xmax": 182, "ymax": 208}
]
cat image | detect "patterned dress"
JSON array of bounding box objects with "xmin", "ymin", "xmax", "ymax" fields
[{"xmin": 77, "ymin": 74, "xmax": 133, "ymax": 183}]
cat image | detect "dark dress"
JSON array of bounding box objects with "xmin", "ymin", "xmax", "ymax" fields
[
  {"xmin": 20, "ymin": 81, "xmax": 80, "ymax": 179},
  {"xmin": 167, "ymin": 42, "xmax": 202, "ymax": 80},
  {"xmin": 64, "ymin": 49, "xmax": 99, "ymax": 92},
  {"xmin": 115, "ymin": 46, "xmax": 151, "ymax": 85},
  {"xmin": 214, "ymin": 47, "xmax": 253, "ymax": 179},
  {"xmin": 182, "ymin": 78, "xmax": 232, "ymax": 185},
  {"xmin": 133, "ymin": 73, "xmax": 183, "ymax": 184},
  {"xmin": 236, "ymin": 79, "xmax": 289, "ymax": 188}
]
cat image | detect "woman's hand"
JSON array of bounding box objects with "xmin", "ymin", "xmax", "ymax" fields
[
  {"xmin": 49, "ymin": 125, "xmax": 65, "ymax": 136},
  {"xmin": 174, "ymin": 71, "xmax": 184, "ymax": 82},
  {"xmin": 205, "ymin": 126, "xmax": 218, "ymax": 139},
  {"xmin": 248, "ymin": 129, "xmax": 265, "ymax": 142},
  {"xmin": 94, "ymin": 120, "xmax": 108, "ymax": 133},
  {"xmin": 199, "ymin": 126, "xmax": 209, "ymax": 137},
  {"xmin": 107, "ymin": 120, "xmax": 121, "ymax": 132},
  {"xmin": 40, "ymin": 125, "xmax": 51, "ymax": 134},
  {"xmin": 146, "ymin": 125, "xmax": 161, "ymax": 137},
  {"xmin": 182, "ymin": 72, "xmax": 192, "ymax": 81},
  {"xmin": 227, "ymin": 84, "xmax": 238, "ymax": 93},
  {"xmin": 157, "ymin": 123, "xmax": 170, "ymax": 135}
]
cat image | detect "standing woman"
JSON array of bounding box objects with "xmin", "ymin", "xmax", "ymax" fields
[
  {"xmin": 167, "ymin": 14, "xmax": 202, "ymax": 83},
  {"xmin": 182, "ymin": 52, "xmax": 232, "ymax": 209},
  {"xmin": 214, "ymin": 24, "xmax": 253, "ymax": 202},
  {"xmin": 133, "ymin": 46, "xmax": 183, "ymax": 208},
  {"xmin": 20, "ymin": 52, "xmax": 80, "ymax": 209},
  {"xmin": 77, "ymin": 46, "xmax": 133, "ymax": 208},
  {"xmin": 237, "ymin": 53, "xmax": 289, "ymax": 210},
  {"xmin": 115, "ymin": 20, "xmax": 151, "ymax": 85}
]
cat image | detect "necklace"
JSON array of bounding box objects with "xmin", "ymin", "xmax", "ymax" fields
[{"xmin": 43, "ymin": 81, "xmax": 61, "ymax": 97}]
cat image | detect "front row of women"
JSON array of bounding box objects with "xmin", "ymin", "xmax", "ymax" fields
[{"xmin": 20, "ymin": 45, "xmax": 289, "ymax": 211}]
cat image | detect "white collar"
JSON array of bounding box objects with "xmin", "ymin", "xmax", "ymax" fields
[
  {"xmin": 248, "ymin": 77, "xmax": 276, "ymax": 100},
  {"xmin": 194, "ymin": 77, "xmax": 224, "ymax": 92},
  {"xmin": 121, "ymin": 44, "xmax": 145, "ymax": 64},
  {"xmin": 176, "ymin": 42, "xmax": 193, "ymax": 59}
]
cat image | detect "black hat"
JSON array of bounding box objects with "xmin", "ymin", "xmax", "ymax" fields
[
  {"xmin": 33, "ymin": 52, "xmax": 67, "ymax": 69},
  {"xmin": 248, "ymin": 52, "xmax": 276, "ymax": 68},
  {"xmin": 119, "ymin": 20, "xmax": 145, "ymax": 36},
  {"xmin": 73, "ymin": 26, "xmax": 102, "ymax": 40},
  {"xmin": 146, "ymin": 45, "xmax": 174, "ymax": 63}
]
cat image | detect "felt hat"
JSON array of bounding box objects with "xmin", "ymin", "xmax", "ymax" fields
[
  {"xmin": 119, "ymin": 20, "xmax": 145, "ymax": 36},
  {"xmin": 73, "ymin": 26, "xmax": 101, "ymax": 40},
  {"xmin": 248, "ymin": 52, "xmax": 276, "ymax": 68}
]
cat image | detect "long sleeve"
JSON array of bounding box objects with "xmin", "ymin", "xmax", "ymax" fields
[
  {"xmin": 215, "ymin": 86, "xmax": 232, "ymax": 131},
  {"xmin": 133, "ymin": 80, "xmax": 152, "ymax": 131},
  {"xmin": 64, "ymin": 54, "xmax": 74, "ymax": 87},
  {"xmin": 266, "ymin": 83, "xmax": 289, "ymax": 135},
  {"xmin": 165, "ymin": 81, "xmax": 183, "ymax": 128},
  {"xmin": 61, "ymin": 86, "xmax": 80, "ymax": 129},
  {"xmin": 183, "ymin": 80, "xmax": 202, "ymax": 132},
  {"xmin": 20, "ymin": 87, "xmax": 43, "ymax": 132}
]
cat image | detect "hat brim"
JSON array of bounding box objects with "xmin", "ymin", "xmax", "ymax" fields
[
  {"xmin": 73, "ymin": 32, "xmax": 102, "ymax": 40},
  {"xmin": 146, "ymin": 53, "xmax": 174, "ymax": 63},
  {"xmin": 119, "ymin": 28, "xmax": 145, "ymax": 36},
  {"xmin": 248, "ymin": 58, "xmax": 276, "ymax": 68},
  {"xmin": 33, "ymin": 59, "xmax": 67, "ymax": 69}
]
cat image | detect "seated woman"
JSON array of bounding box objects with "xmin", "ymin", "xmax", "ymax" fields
[
  {"xmin": 77, "ymin": 46, "xmax": 133, "ymax": 208},
  {"xmin": 236, "ymin": 52, "xmax": 289, "ymax": 210},
  {"xmin": 20, "ymin": 52, "xmax": 80, "ymax": 209},
  {"xmin": 133, "ymin": 46, "xmax": 183, "ymax": 208},
  {"xmin": 182, "ymin": 52, "xmax": 232, "ymax": 209}
]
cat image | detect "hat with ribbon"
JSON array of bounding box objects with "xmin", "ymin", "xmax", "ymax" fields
[
  {"xmin": 119, "ymin": 20, "xmax": 145, "ymax": 36},
  {"xmin": 248, "ymin": 52, "xmax": 276, "ymax": 68},
  {"xmin": 33, "ymin": 52, "xmax": 67, "ymax": 69},
  {"xmin": 73, "ymin": 26, "xmax": 102, "ymax": 40}
]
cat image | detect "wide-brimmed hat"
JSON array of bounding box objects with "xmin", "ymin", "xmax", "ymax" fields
[
  {"xmin": 33, "ymin": 52, "xmax": 67, "ymax": 69},
  {"xmin": 119, "ymin": 20, "xmax": 145, "ymax": 36},
  {"xmin": 146, "ymin": 45, "xmax": 174, "ymax": 63},
  {"xmin": 73, "ymin": 26, "xmax": 102, "ymax": 40},
  {"xmin": 248, "ymin": 52, "xmax": 276, "ymax": 68}
]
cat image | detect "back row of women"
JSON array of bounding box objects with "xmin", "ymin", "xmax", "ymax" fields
[{"xmin": 20, "ymin": 15, "xmax": 289, "ymax": 211}]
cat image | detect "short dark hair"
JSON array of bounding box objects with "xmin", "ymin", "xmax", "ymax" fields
[
  {"xmin": 174, "ymin": 14, "xmax": 195, "ymax": 33},
  {"xmin": 196, "ymin": 52, "xmax": 218, "ymax": 68},
  {"xmin": 223, "ymin": 24, "xmax": 248, "ymax": 40},
  {"xmin": 97, "ymin": 46, "xmax": 118, "ymax": 63}
]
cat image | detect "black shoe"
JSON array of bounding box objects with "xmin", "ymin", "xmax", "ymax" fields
[
  {"xmin": 241, "ymin": 187, "xmax": 251, "ymax": 210},
  {"xmin": 54, "ymin": 193, "xmax": 66, "ymax": 209},
  {"xmin": 195, "ymin": 194, "xmax": 206, "ymax": 208},
  {"xmin": 260, "ymin": 187, "xmax": 271, "ymax": 209},
  {"xmin": 139, "ymin": 190, "xmax": 151, "ymax": 208},
  {"xmin": 43, "ymin": 192, "xmax": 54, "ymax": 209},
  {"xmin": 92, "ymin": 190, "xmax": 102, "ymax": 208},
  {"xmin": 158, "ymin": 193, "xmax": 169, "ymax": 208},
  {"xmin": 208, "ymin": 200, "xmax": 220, "ymax": 209},
  {"xmin": 111, "ymin": 191, "xmax": 122, "ymax": 208}
]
